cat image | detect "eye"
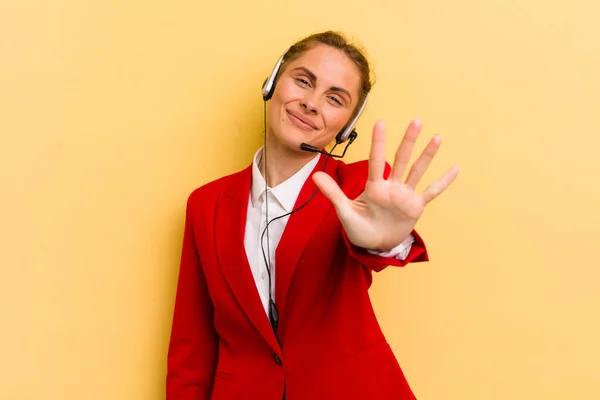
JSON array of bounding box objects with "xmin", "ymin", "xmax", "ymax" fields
[
  {"xmin": 295, "ymin": 78, "xmax": 311, "ymax": 87},
  {"xmin": 328, "ymin": 95, "xmax": 343, "ymax": 106}
]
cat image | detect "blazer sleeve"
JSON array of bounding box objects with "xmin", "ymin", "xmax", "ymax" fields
[
  {"xmin": 337, "ymin": 160, "xmax": 429, "ymax": 272},
  {"xmin": 342, "ymin": 228, "xmax": 429, "ymax": 272},
  {"xmin": 167, "ymin": 193, "xmax": 219, "ymax": 399}
]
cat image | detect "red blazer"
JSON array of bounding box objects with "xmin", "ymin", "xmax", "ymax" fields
[{"xmin": 167, "ymin": 155, "xmax": 428, "ymax": 399}]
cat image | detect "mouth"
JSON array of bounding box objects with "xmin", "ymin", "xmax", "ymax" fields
[{"xmin": 286, "ymin": 110, "xmax": 317, "ymax": 132}]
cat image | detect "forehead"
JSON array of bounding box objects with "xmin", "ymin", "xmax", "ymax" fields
[{"xmin": 286, "ymin": 44, "xmax": 361, "ymax": 96}]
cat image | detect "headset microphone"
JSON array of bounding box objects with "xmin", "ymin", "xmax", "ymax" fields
[
  {"xmin": 300, "ymin": 130, "xmax": 357, "ymax": 158},
  {"xmin": 299, "ymin": 143, "xmax": 320, "ymax": 153}
]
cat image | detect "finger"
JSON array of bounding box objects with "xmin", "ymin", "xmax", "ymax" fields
[
  {"xmin": 390, "ymin": 119, "xmax": 422, "ymax": 182},
  {"xmin": 312, "ymin": 171, "xmax": 351, "ymax": 212},
  {"xmin": 405, "ymin": 134, "xmax": 442, "ymax": 188},
  {"xmin": 368, "ymin": 120, "xmax": 386, "ymax": 182},
  {"xmin": 422, "ymin": 166, "xmax": 459, "ymax": 204}
]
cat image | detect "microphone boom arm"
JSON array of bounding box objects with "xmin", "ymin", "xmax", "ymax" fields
[{"xmin": 300, "ymin": 132, "xmax": 357, "ymax": 159}]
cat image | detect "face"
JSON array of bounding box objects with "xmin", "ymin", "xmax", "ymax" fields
[{"xmin": 267, "ymin": 44, "xmax": 362, "ymax": 154}]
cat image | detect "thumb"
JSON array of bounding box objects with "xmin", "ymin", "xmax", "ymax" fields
[{"xmin": 312, "ymin": 171, "xmax": 350, "ymax": 212}]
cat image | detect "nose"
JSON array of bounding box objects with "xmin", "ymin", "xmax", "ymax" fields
[{"xmin": 300, "ymin": 95, "xmax": 319, "ymax": 115}]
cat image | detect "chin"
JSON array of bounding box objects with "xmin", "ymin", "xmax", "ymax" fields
[{"xmin": 280, "ymin": 130, "xmax": 307, "ymax": 153}]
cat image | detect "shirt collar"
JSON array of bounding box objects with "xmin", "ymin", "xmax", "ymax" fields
[{"xmin": 251, "ymin": 147, "xmax": 321, "ymax": 212}]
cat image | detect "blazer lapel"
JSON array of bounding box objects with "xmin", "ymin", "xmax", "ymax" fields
[
  {"xmin": 275, "ymin": 156, "xmax": 338, "ymax": 323},
  {"xmin": 214, "ymin": 165, "xmax": 280, "ymax": 353}
]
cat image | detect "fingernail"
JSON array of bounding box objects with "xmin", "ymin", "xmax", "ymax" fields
[{"xmin": 413, "ymin": 119, "xmax": 422, "ymax": 127}]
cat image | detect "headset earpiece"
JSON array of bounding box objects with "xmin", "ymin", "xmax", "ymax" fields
[
  {"xmin": 335, "ymin": 94, "xmax": 369, "ymax": 144},
  {"xmin": 262, "ymin": 54, "xmax": 285, "ymax": 101}
]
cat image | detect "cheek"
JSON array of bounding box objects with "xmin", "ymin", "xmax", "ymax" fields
[
  {"xmin": 266, "ymin": 102, "xmax": 277, "ymax": 126},
  {"xmin": 274, "ymin": 78, "xmax": 301, "ymax": 103},
  {"xmin": 312, "ymin": 112, "xmax": 349, "ymax": 145},
  {"xmin": 325, "ymin": 109, "xmax": 352, "ymax": 132},
  {"xmin": 268, "ymin": 87, "xmax": 294, "ymax": 123}
]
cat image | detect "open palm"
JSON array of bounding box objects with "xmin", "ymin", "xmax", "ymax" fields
[{"xmin": 312, "ymin": 119, "xmax": 459, "ymax": 251}]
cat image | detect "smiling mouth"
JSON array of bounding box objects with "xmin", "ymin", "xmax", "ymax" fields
[{"xmin": 286, "ymin": 111, "xmax": 316, "ymax": 132}]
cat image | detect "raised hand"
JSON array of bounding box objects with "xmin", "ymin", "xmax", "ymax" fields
[{"xmin": 312, "ymin": 119, "xmax": 459, "ymax": 251}]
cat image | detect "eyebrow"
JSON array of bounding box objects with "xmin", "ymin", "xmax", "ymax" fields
[{"xmin": 291, "ymin": 66, "xmax": 353, "ymax": 102}]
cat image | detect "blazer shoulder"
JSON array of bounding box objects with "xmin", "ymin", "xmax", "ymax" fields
[
  {"xmin": 333, "ymin": 160, "xmax": 366, "ymax": 200},
  {"xmin": 337, "ymin": 159, "xmax": 368, "ymax": 181},
  {"xmin": 337, "ymin": 159, "xmax": 393, "ymax": 179},
  {"xmin": 187, "ymin": 165, "xmax": 250, "ymax": 209}
]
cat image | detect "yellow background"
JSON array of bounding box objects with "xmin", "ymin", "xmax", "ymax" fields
[{"xmin": 1, "ymin": 0, "xmax": 599, "ymax": 399}]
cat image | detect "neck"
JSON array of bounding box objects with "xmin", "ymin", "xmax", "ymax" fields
[{"xmin": 259, "ymin": 133, "xmax": 317, "ymax": 188}]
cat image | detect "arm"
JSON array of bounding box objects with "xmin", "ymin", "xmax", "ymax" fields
[{"xmin": 167, "ymin": 194, "xmax": 219, "ymax": 399}]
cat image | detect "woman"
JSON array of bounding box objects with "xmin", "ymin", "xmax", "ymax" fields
[{"xmin": 166, "ymin": 31, "xmax": 458, "ymax": 399}]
